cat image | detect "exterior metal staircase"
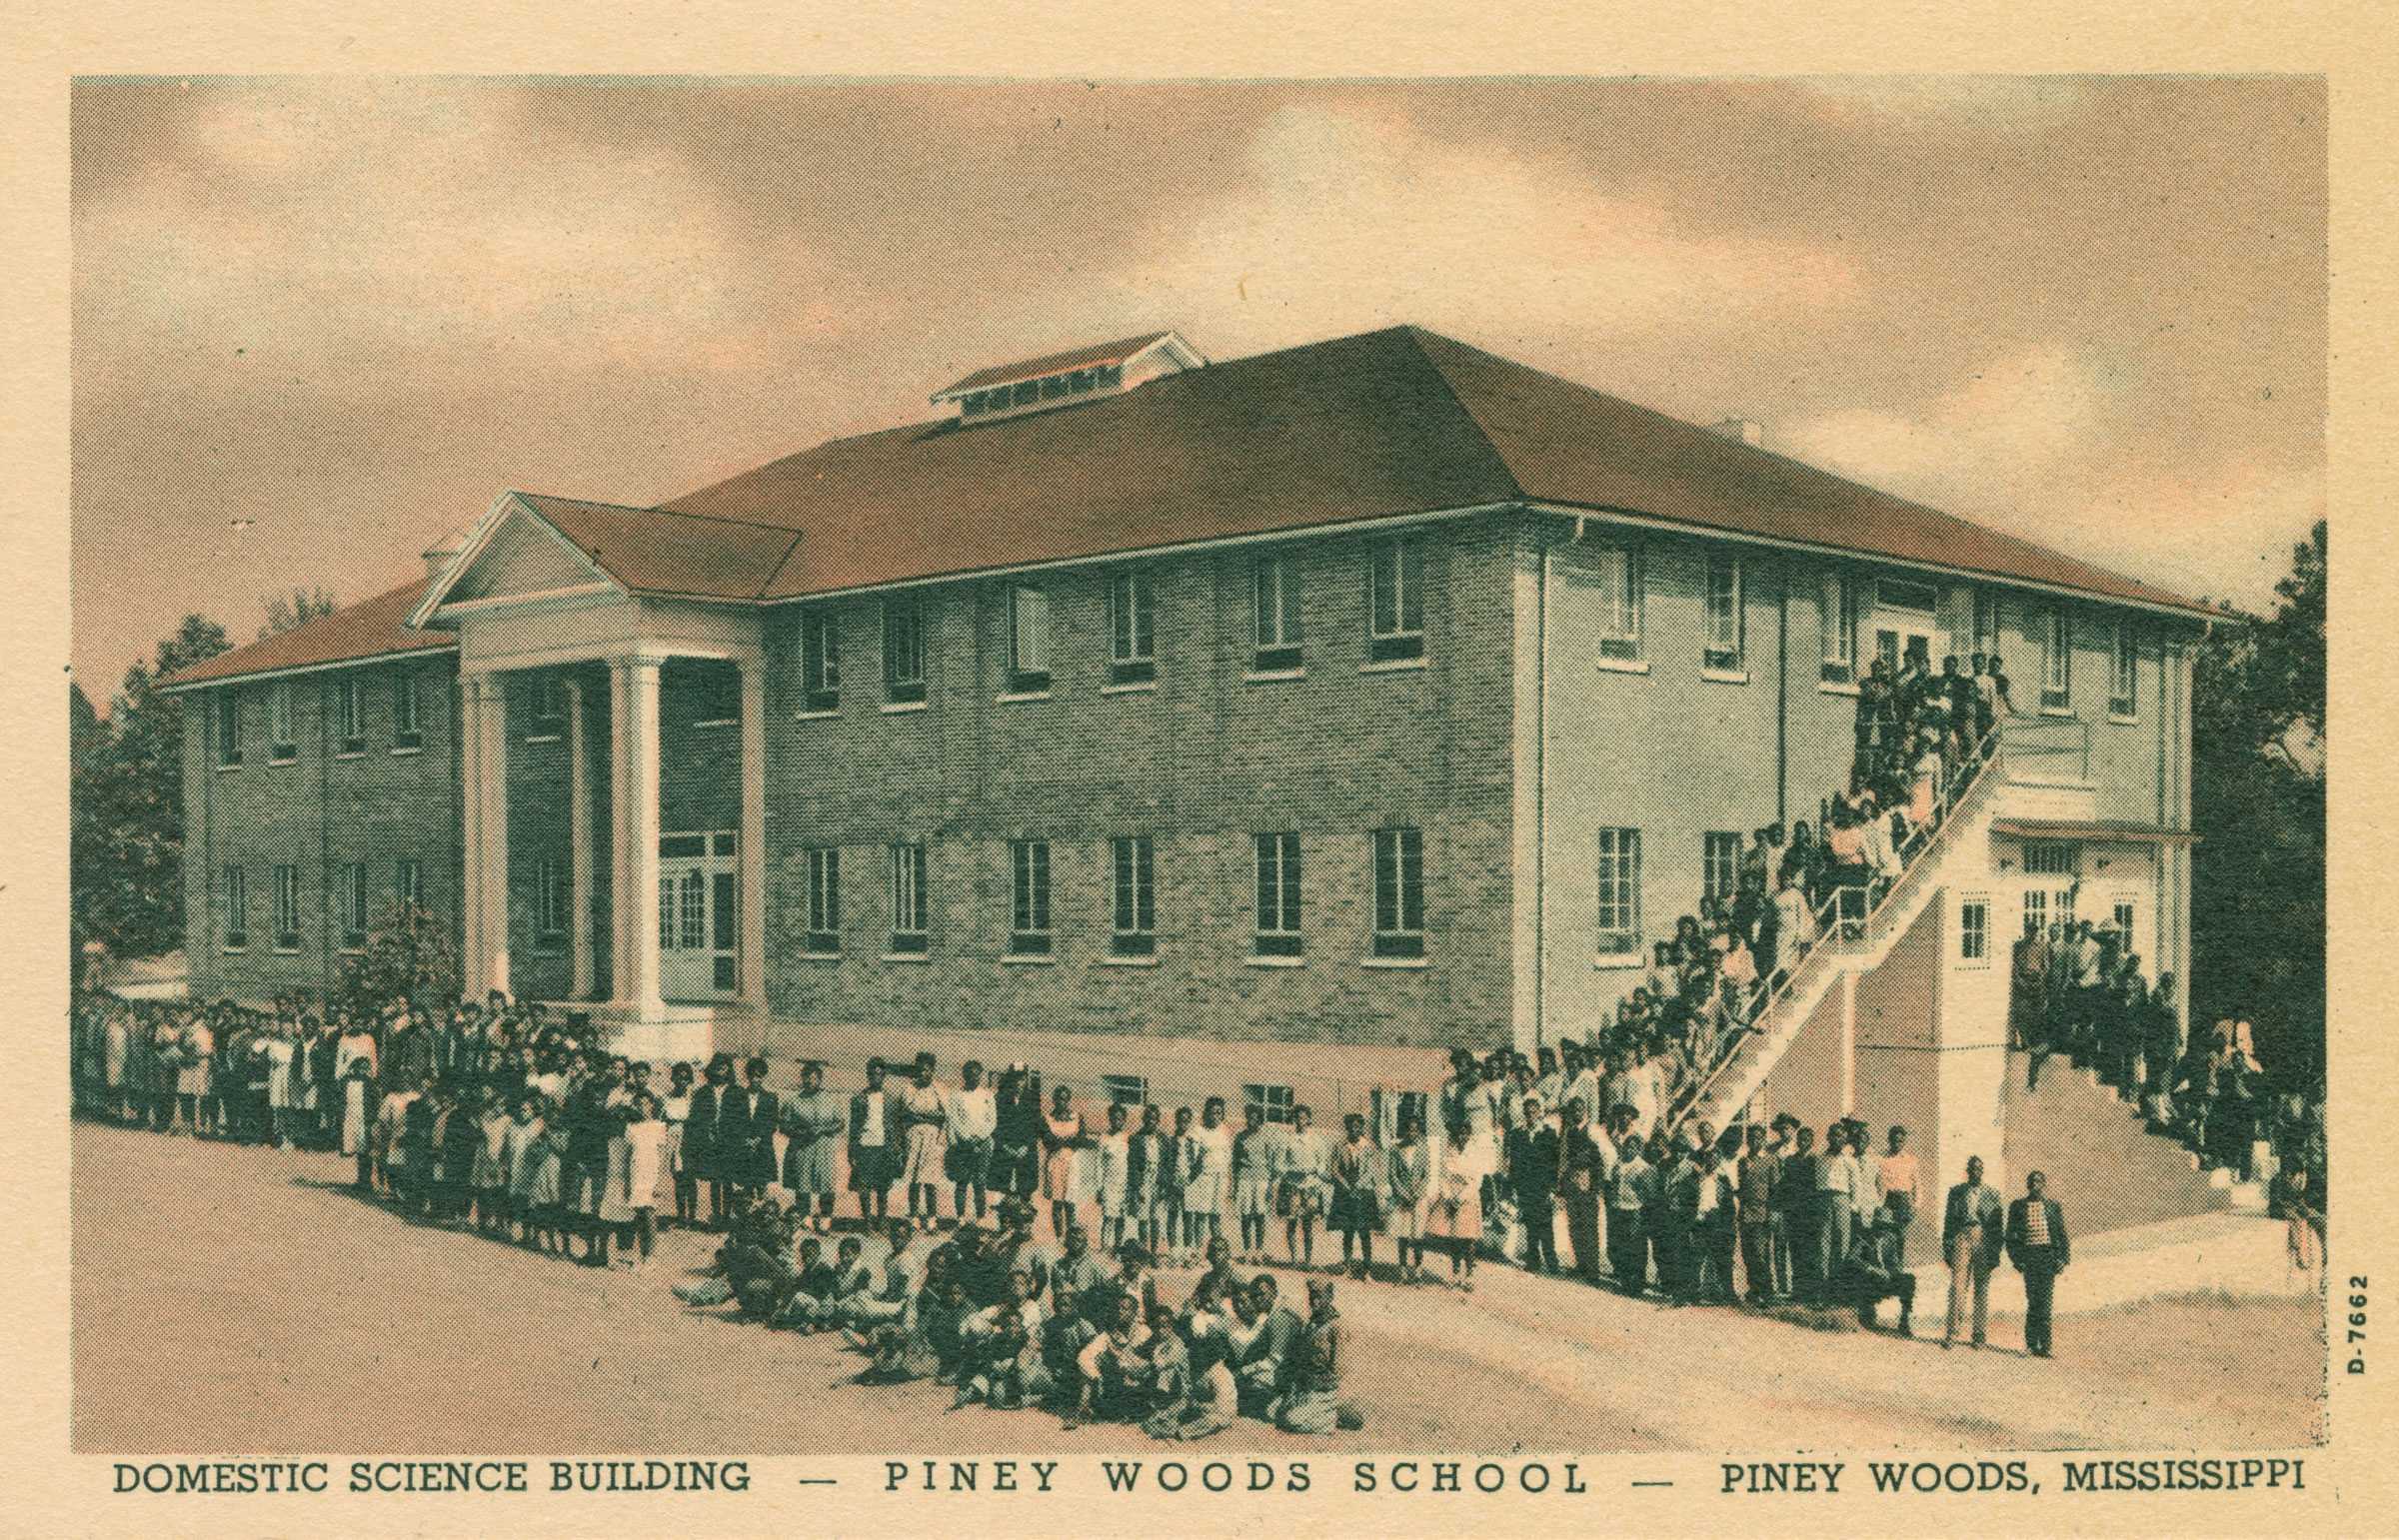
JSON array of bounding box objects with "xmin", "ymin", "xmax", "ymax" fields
[{"xmin": 1671, "ymin": 726, "xmax": 2012, "ymax": 1134}]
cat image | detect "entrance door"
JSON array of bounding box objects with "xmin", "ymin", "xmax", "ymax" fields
[
  {"xmin": 658, "ymin": 830, "xmax": 738, "ymax": 1000},
  {"xmin": 1871, "ymin": 577, "xmax": 1944, "ymax": 676}
]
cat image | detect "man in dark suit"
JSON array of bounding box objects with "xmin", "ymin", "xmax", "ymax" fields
[
  {"xmin": 849, "ymin": 1056, "xmax": 902, "ymax": 1225},
  {"xmin": 1503, "ymin": 1096, "xmax": 1561, "ymax": 1273},
  {"xmin": 2005, "ymin": 1169, "xmax": 2071, "ymax": 1358},
  {"xmin": 687, "ymin": 1053, "xmax": 738, "ymax": 1228},
  {"xmin": 737, "ymin": 1056, "xmax": 781, "ymax": 1204},
  {"xmin": 1940, "ymin": 1155, "xmax": 2005, "ymax": 1349}
]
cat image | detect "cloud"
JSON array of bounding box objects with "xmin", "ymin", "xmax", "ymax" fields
[
  {"xmin": 74, "ymin": 80, "xmax": 828, "ymax": 388},
  {"xmin": 1085, "ymin": 102, "xmax": 1861, "ymax": 360},
  {"xmin": 1779, "ymin": 345, "xmax": 2113, "ymax": 505}
]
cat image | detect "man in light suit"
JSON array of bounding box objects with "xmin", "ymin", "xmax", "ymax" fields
[
  {"xmin": 1940, "ymin": 1154, "xmax": 2005, "ymax": 1349},
  {"xmin": 2006, "ymin": 1169, "xmax": 2071, "ymax": 1358}
]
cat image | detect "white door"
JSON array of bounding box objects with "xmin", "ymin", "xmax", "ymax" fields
[
  {"xmin": 1873, "ymin": 613, "xmax": 1939, "ymax": 676},
  {"xmin": 658, "ymin": 830, "xmax": 738, "ymax": 1000}
]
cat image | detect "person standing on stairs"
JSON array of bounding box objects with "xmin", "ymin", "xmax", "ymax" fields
[{"xmin": 2006, "ymin": 1170, "xmax": 2071, "ymax": 1358}]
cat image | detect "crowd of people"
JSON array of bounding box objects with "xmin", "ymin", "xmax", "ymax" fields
[{"xmin": 2006, "ymin": 918, "xmax": 2327, "ymax": 1279}]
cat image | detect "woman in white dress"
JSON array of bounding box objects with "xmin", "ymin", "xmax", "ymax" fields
[
  {"xmin": 1183, "ymin": 1095, "xmax": 1235, "ymax": 1259},
  {"xmin": 623, "ymin": 1091, "xmax": 670, "ymax": 1267},
  {"xmin": 264, "ymin": 1020, "xmax": 298, "ymax": 1148}
]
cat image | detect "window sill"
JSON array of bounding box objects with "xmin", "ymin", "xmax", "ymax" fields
[
  {"xmin": 268, "ymin": 756, "xmax": 297, "ymax": 768},
  {"xmin": 389, "ymin": 746, "xmax": 423, "ymax": 758},
  {"xmin": 1244, "ymin": 668, "xmax": 1306, "ymax": 684},
  {"xmin": 334, "ymin": 751, "xmax": 366, "ymax": 762},
  {"xmin": 2108, "ymin": 712, "xmax": 2138, "ymax": 726},
  {"xmin": 2040, "ymin": 707, "xmax": 2078, "ymax": 719},
  {"xmin": 1700, "ymin": 667, "xmax": 1750, "ymax": 686},
  {"xmin": 524, "ymin": 734, "xmax": 563, "ymax": 746},
  {"xmin": 220, "ymin": 945, "xmax": 248, "ymax": 954},
  {"xmin": 1595, "ymin": 656, "xmax": 1650, "ymax": 675},
  {"xmin": 1818, "ymin": 680, "xmax": 1861, "ymax": 698},
  {"xmin": 691, "ymin": 719, "xmax": 739, "ymax": 731},
  {"xmin": 1098, "ymin": 953, "xmax": 1161, "ymax": 968},
  {"xmin": 880, "ymin": 700, "xmax": 929, "ymax": 715},
  {"xmin": 1359, "ymin": 657, "xmax": 1428, "ymax": 675},
  {"xmin": 1100, "ymin": 680, "xmax": 1158, "ymax": 697},
  {"xmin": 216, "ymin": 763, "xmax": 243, "ymax": 773},
  {"xmin": 799, "ymin": 950, "xmax": 844, "ymax": 962},
  {"xmin": 880, "ymin": 950, "xmax": 933, "ymax": 964},
  {"xmin": 1360, "ymin": 955, "xmax": 1430, "ymax": 970},
  {"xmin": 273, "ymin": 946, "xmax": 302, "ymax": 956},
  {"xmin": 1244, "ymin": 953, "xmax": 1305, "ymax": 968},
  {"xmin": 995, "ymin": 690, "xmax": 1053, "ymax": 705},
  {"xmin": 1590, "ymin": 952, "xmax": 1645, "ymax": 970},
  {"xmin": 1000, "ymin": 952, "xmax": 1058, "ymax": 966},
  {"xmin": 792, "ymin": 709, "xmax": 841, "ymax": 723}
]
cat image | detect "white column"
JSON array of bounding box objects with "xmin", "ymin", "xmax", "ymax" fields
[
  {"xmin": 566, "ymin": 676, "xmax": 594, "ymax": 1000},
  {"xmin": 739, "ymin": 657, "xmax": 768, "ymax": 1009},
  {"xmin": 480, "ymin": 672, "xmax": 511, "ymax": 1000},
  {"xmin": 610, "ymin": 656, "xmax": 665, "ymax": 1020},
  {"xmin": 610, "ymin": 660, "xmax": 631, "ymax": 1009},
  {"xmin": 459, "ymin": 672, "xmax": 486, "ymax": 998}
]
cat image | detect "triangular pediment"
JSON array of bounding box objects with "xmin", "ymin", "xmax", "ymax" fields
[
  {"xmin": 447, "ymin": 502, "xmax": 611, "ymax": 602},
  {"xmin": 410, "ymin": 492, "xmax": 624, "ymax": 628}
]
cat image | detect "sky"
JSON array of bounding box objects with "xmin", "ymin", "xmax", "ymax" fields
[{"xmin": 69, "ymin": 75, "xmax": 2325, "ymax": 703}]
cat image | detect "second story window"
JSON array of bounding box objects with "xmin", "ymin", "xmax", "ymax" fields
[
  {"xmin": 1704, "ymin": 555, "xmax": 1744, "ymax": 674},
  {"xmin": 392, "ymin": 670, "xmax": 423, "ymax": 752},
  {"xmin": 268, "ymin": 680, "xmax": 297, "ymax": 763},
  {"xmin": 1367, "ymin": 537, "xmax": 1424, "ymax": 663},
  {"xmin": 215, "ymin": 690, "xmax": 243, "ymax": 768},
  {"xmin": 1007, "ymin": 584, "xmax": 1051, "ymax": 695},
  {"xmin": 336, "ymin": 676, "xmax": 365, "ymax": 754},
  {"xmin": 802, "ymin": 610, "xmax": 841, "ymax": 714},
  {"xmin": 1253, "ymin": 554, "xmax": 1302, "ymax": 672},
  {"xmin": 888, "ymin": 841, "xmax": 929, "ymax": 953},
  {"xmin": 882, "ymin": 598, "xmax": 927, "ymax": 706},
  {"xmin": 1592, "ymin": 544, "xmax": 1642, "ymax": 663},
  {"xmin": 1820, "ymin": 572, "xmax": 1859, "ymax": 685},
  {"xmin": 2110, "ymin": 619, "xmax": 2138, "ymax": 719},
  {"xmin": 2041, "ymin": 609, "xmax": 2072, "ymax": 713},
  {"xmin": 805, "ymin": 846, "xmax": 841, "ymax": 952},
  {"xmin": 1108, "ymin": 569, "xmax": 1157, "ymax": 686}
]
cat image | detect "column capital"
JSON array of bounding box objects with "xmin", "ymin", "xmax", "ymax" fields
[{"xmin": 613, "ymin": 653, "xmax": 667, "ymax": 677}]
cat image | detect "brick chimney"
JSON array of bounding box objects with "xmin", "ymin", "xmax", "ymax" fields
[{"xmin": 1710, "ymin": 417, "xmax": 1765, "ymax": 448}]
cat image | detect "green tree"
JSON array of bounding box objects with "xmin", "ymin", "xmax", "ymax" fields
[
  {"xmin": 338, "ymin": 899, "xmax": 460, "ymax": 1012},
  {"xmin": 71, "ymin": 614, "xmax": 232, "ymax": 962},
  {"xmin": 258, "ymin": 586, "xmax": 339, "ymax": 641},
  {"xmin": 2190, "ymin": 520, "xmax": 2325, "ymax": 1087}
]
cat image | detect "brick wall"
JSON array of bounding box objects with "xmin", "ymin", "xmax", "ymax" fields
[
  {"xmin": 183, "ymin": 655, "xmax": 463, "ymax": 1004},
  {"xmin": 756, "ymin": 512, "xmax": 1520, "ymax": 1054}
]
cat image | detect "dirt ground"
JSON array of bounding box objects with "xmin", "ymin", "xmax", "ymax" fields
[{"xmin": 71, "ymin": 1120, "xmax": 2323, "ymax": 1455}]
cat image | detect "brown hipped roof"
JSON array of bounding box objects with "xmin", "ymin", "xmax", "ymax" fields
[
  {"xmin": 162, "ymin": 580, "xmax": 453, "ymax": 691},
  {"xmin": 164, "ymin": 324, "xmax": 2212, "ymax": 691}
]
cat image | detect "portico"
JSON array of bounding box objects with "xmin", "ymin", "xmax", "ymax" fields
[{"xmin": 414, "ymin": 492, "xmax": 781, "ymax": 1060}]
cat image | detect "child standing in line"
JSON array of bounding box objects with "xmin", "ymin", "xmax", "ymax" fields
[
  {"xmin": 1041, "ymin": 1085, "xmax": 1089, "ymax": 1242},
  {"xmin": 1275, "ymin": 1104, "xmax": 1331, "ymax": 1272},
  {"xmin": 661, "ymin": 1062, "xmax": 696, "ymax": 1231},
  {"xmin": 623, "ymin": 1091, "xmax": 669, "ymax": 1269},
  {"xmin": 1330, "ymin": 1113, "xmax": 1386, "ymax": 1282},
  {"xmin": 1185, "ymin": 1096, "xmax": 1234, "ymax": 1263},
  {"xmin": 473, "ymin": 1087, "xmax": 512, "ymax": 1236},
  {"xmin": 593, "ymin": 1104, "xmax": 636, "ymax": 1267},
  {"xmin": 1127, "ymin": 1104, "xmax": 1169, "ymax": 1260},
  {"xmin": 505, "ymin": 1096, "xmax": 549, "ymax": 1248},
  {"xmin": 529, "ymin": 1117, "xmax": 572, "ymax": 1258},
  {"xmin": 1231, "ymin": 1105, "xmax": 1275, "ymax": 1264},
  {"xmin": 1159, "ymin": 1107, "xmax": 1194, "ymax": 1267},
  {"xmin": 1386, "ymin": 1117, "xmax": 1431, "ymax": 1285},
  {"xmin": 1094, "ymin": 1102, "xmax": 1133, "ymax": 1255}
]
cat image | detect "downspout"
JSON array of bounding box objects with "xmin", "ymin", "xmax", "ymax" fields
[
  {"xmin": 1534, "ymin": 525, "xmax": 1551, "ymax": 1049},
  {"xmin": 1775, "ymin": 572, "xmax": 1789, "ymax": 826}
]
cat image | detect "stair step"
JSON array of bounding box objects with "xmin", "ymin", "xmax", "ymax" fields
[{"xmin": 2228, "ymin": 1182, "xmax": 2269, "ymax": 1211}]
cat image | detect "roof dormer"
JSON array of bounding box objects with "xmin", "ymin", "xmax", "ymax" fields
[{"xmin": 932, "ymin": 329, "xmax": 1204, "ymax": 424}]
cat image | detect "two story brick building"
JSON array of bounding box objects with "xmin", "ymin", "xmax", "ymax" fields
[{"xmin": 162, "ymin": 324, "xmax": 2211, "ymax": 1161}]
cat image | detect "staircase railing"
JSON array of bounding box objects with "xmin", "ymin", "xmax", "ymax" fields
[{"xmin": 1667, "ymin": 721, "xmax": 2009, "ymax": 1132}]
